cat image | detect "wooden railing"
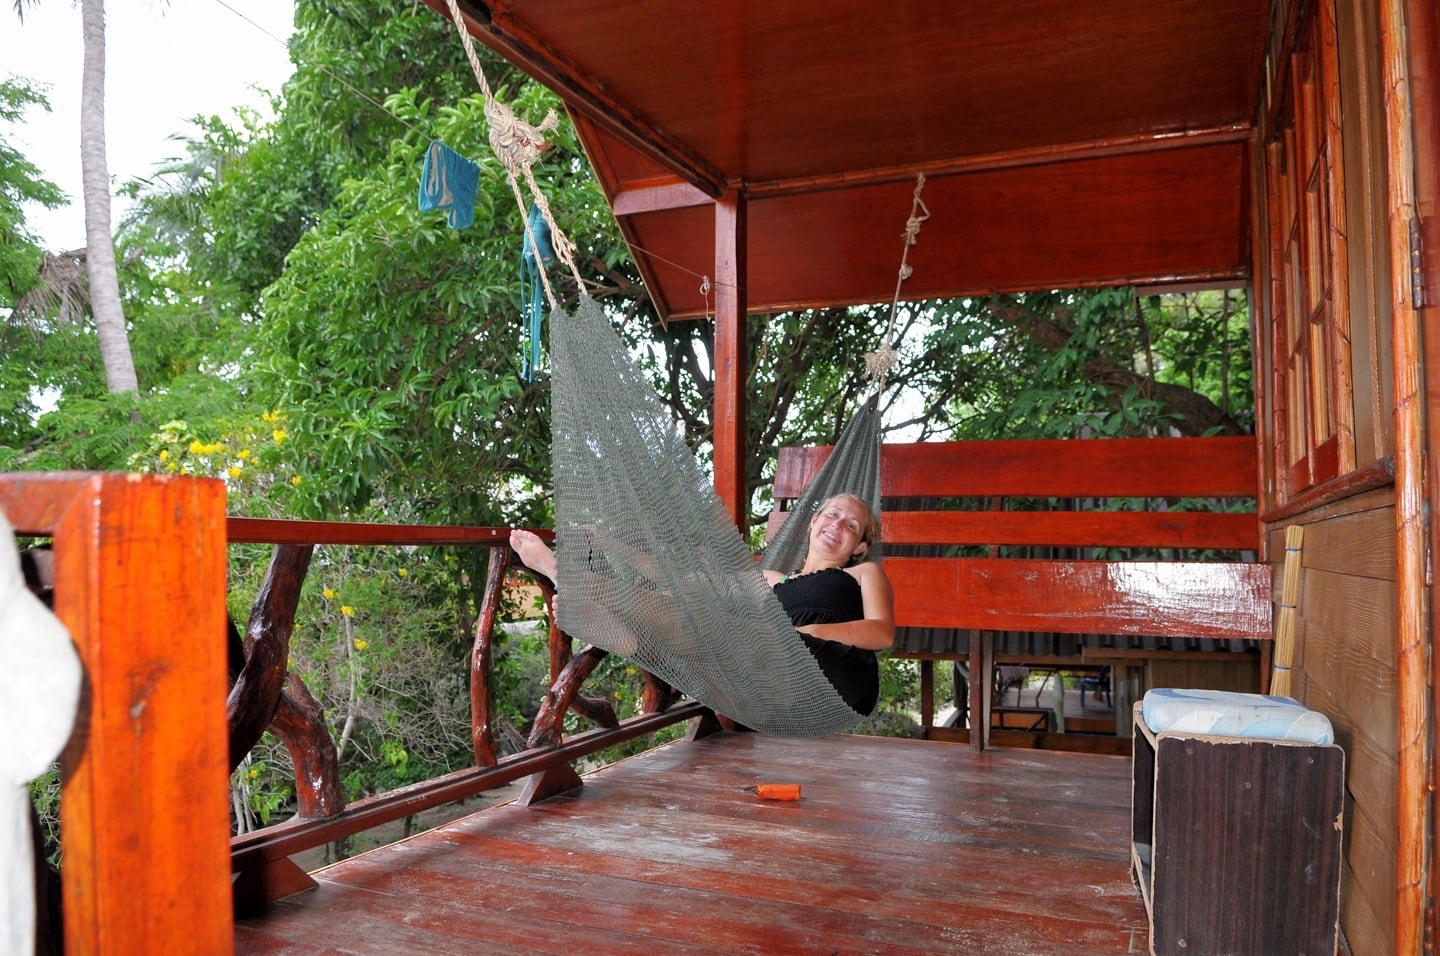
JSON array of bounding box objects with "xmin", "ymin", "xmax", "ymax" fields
[
  {"xmin": 1, "ymin": 472, "xmax": 710, "ymax": 955},
  {"xmin": 222, "ymin": 516, "xmax": 701, "ymax": 913},
  {"xmin": 768, "ymin": 436, "xmax": 1273, "ymax": 750}
]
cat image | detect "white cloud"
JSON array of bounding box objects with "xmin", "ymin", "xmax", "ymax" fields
[{"xmin": 2, "ymin": 0, "xmax": 295, "ymax": 250}]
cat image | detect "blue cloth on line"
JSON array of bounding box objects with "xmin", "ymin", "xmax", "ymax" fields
[{"xmin": 418, "ymin": 141, "xmax": 479, "ymax": 229}]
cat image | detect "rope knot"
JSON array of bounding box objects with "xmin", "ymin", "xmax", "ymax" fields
[
  {"xmin": 863, "ymin": 346, "xmax": 899, "ymax": 383},
  {"xmin": 485, "ymin": 99, "xmax": 558, "ymax": 174}
]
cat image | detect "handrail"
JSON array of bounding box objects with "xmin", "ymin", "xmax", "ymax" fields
[
  {"xmin": 230, "ymin": 702, "xmax": 705, "ymax": 873},
  {"xmin": 221, "ymin": 514, "xmax": 700, "ymax": 909}
]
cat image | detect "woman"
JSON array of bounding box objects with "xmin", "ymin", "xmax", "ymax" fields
[{"xmin": 510, "ymin": 493, "xmax": 894, "ymax": 715}]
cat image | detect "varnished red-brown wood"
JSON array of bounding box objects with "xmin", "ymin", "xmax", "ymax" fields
[
  {"xmin": 441, "ymin": 1, "xmax": 1267, "ymax": 318},
  {"xmin": 236, "ymin": 733, "xmax": 1148, "ymax": 954},
  {"xmin": 227, "ymin": 543, "xmax": 313, "ymax": 770},
  {"xmin": 229, "ymin": 704, "xmax": 706, "ymax": 877},
  {"xmin": 887, "ymin": 557, "xmax": 1270, "ymax": 639},
  {"xmin": 0, "ymin": 473, "xmax": 234, "ymax": 955},
  {"xmin": 712, "ymin": 189, "xmax": 748, "ymax": 529},
  {"xmin": 774, "ymin": 436, "xmax": 1258, "ymax": 500},
  {"xmin": 270, "ymin": 674, "xmax": 343, "ymax": 820},
  {"xmin": 227, "ymin": 516, "xmax": 516, "ymax": 546},
  {"xmin": 768, "ymin": 508, "xmax": 1259, "ymax": 551},
  {"xmin": 528, "ymin": 644, "xmax": 617, "ymax": 748},
  {"xmin": 471, "ymin": 545, "xmax": 508, "ymax": 767}
]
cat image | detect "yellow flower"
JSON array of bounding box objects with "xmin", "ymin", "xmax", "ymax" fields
[
  {"xmin": 397, "ymin": 568, "xmax": 408, "ymax": 577},
  {"xmin": 248, "ymin": 767, "xmax": 260, "ymax": 780},
  {"xmin": 353, "ymin": 639, "xmax": 368, "ymax": 651},
  {"xmin": 291, "ymin": 475, "xmax": 303, "ymax": 486},
  {"xmin": 159, "ymin": 449, "xmax": 169, "ymax": 461},
  {"xmin": 341, "ymin": 605, "xmax": 355, "ymax": 618},
  {"xmin": 273, "ymin": 429, "xmax": 287, "ymax": 445},
  {"xmin": 189, "ymin": 440, "xmax": 205, "ymax": 455},
  {"xmin": 166, "ymin": 462, "xmax": 178, "ymax": 473},
  {"xmin": 262, "ymin": 410, "xmax": 276, "ymax": 423},
  {"xmin": 227, "ymin": 466, "xmax": 243, "ymax": 479},
  {"xmin": 237, "ymin": 449, "xmax": 251, "ymax": 460},
  {"xmin": 322, "ymin": 586, "xmax": 336, "ymax": 600},
  {"xmin": 206, "ymin": 442, "xmax": 224, "ymax": 454}
]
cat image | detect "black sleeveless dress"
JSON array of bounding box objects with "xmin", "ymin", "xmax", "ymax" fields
[{"xmin": 772, "ymin": 567, "xmax": 880, "ymax": 716}]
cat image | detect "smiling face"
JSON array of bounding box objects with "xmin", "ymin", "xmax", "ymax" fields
[{"xmin": 807, "ymin": 494, "xmax": 876, "ymax": 568}]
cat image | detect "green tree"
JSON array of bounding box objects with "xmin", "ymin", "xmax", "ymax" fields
[
  {"xmin": 0, "ymin": 75, "xmax": 70, "ymax": 449},
  {"xmin": 11, "ymin": 0, "xmax": 140, "ymax": 393}
]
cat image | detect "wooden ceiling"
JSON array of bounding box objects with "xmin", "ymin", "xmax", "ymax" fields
[{"xmin": 432, "ymin": 0, "xmax": 1270, "ymax": 320}]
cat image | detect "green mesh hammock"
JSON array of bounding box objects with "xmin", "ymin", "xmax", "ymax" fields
[{"xmin": 551, "ymin": 297, "xmax": 882, "ymax": 737}]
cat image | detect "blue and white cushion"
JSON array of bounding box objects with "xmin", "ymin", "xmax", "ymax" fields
[{"xmin": 1142, "ymin": 687, "xmax": 1334, "ymax": 745}]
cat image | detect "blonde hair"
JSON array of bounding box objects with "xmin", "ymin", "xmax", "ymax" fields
[{"xmin": 815, "ymin": 493, "xmax": 881, "ymax": 558}]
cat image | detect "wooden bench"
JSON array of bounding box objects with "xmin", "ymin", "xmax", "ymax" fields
[{"xmin": 768, "ymin": 435, "xmax": 1272, "ymax": 751}]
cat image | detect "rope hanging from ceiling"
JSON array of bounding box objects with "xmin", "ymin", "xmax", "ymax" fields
[{"xmin": 439, "ymin": 3, "xmax": 929, "ymax": 734}]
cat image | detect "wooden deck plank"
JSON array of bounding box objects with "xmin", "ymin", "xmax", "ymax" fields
[{"xmin": 237, "ymin": 733, "xmax": 1149, "ymax": 954}]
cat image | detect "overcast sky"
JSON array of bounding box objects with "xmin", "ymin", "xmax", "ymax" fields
[{"xmin": 3, "ymin": 1, "xmax": 295, "ymax": 250}]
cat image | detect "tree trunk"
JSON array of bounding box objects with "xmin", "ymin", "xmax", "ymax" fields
[{"xmin": 80, "ymin": 0, "xmax": 139, "ymax": 394}]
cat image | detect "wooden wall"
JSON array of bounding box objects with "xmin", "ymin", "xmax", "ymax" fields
[
  {"xmin": 1250, "ymin": 0, "xmax": 1403, "ymax": 943},
  {"xmin": 1266, "ymin": 487, "xmax": 1397, "ymax": 956}
]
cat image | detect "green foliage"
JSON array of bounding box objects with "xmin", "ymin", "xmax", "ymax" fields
[
  {"xmin": 0, "ymin": 76, "xmax": 65, "ymax": 300},
  {"xmin": 29, "ymin": 766, "xmax": 62, "ymax": 866},
  {"xmin": 917, "ymin": 288, "xmax": 1253, "ymax": 441},
  {"xmin": 249, "ymin": 85, "xmax": 591, "ymax": 522}
]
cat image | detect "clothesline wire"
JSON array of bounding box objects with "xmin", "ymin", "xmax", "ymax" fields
[{"xmin": 210, "ymin": 0, "xmax": 431, "ymax": 143}]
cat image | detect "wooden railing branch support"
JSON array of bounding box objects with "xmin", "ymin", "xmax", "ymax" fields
[
  {"xmin": 641, "ymin": 672, "xmax": 680, "ymax": 714},
  {"xmin": 528, "ymin": 645, "xmax": 616, "ymax": 749},
  {"xmin": 471, "ymin": 545, "xmax": 510, "ymax": 767},
  {"xmin": 227, "ymin": 543, "xmax": 314, "ymax": 770},
  {"xmin": 270, "ymin": 672, "xmax": 343, "ymax": 819}
]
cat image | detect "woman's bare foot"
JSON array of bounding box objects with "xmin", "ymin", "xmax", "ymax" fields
[{"xmin": 510, "ymin": 529, "xmax": 558, "ymax": 583}]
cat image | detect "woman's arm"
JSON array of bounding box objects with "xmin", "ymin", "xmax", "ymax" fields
[{"xmin": 795, "ymin": 563, "xmax": 895, "ymax": 650}]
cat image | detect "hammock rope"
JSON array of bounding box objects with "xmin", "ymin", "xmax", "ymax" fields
[
  {"xmin": 864, "ymin": 172, "xmax": 930, "ymax": 389},
  {"xmin": 441, "ymin": 0, "xmax": 586, "ymax": 307},
  {"xmin": 436, "ymin": 12, "xmax": 927, "ymax": 734}
]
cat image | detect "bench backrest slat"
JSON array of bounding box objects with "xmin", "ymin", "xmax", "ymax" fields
[
  {"xmin": 775, "ymin": 435, "xmax": 1257, "ymax": 500},
  {"xmin": 767, "ymin": 509, "xmax": 1258, "ymax": 552},
  {"xmin": 886, "ymin": 557, "xmax": 1271, "ymax": 638}
]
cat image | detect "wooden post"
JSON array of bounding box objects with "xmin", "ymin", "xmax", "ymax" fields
[
  {"xmin": 1377, "ymin": 1, "xmax": 1428, "ymax": 949},
  {"xmin": 0, "ymin": 474, "xmax": 234, "ymax": 955},
  {"xmin": 1404, "ymin": 0, "xmax": 1440, "ymax": 944},
  {"xmin": 713, "ymin": 189, "xmax": 748, "ymax": 530}
]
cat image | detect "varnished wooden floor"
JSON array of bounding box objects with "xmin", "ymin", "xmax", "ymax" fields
[{"xmin": 235, "ymin": 732, "xmax": 1149, "ymax": 955}]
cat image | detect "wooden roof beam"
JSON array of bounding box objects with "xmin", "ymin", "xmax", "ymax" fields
[
  {"xmin": 745, "ymin": 125, "xmax": 1255, "ymax": 199},
  {"xmin": 610, "ymin": 178, "xmax": 714, "ymax": 217}
]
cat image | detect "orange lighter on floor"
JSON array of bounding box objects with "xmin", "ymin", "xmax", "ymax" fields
[{"xmin": 747, "ymin": 783, "xmax": 802, "ymax": 801}]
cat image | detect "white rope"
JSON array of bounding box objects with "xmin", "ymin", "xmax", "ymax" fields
[
  {"xmin": 442, "ymin": 0, "xmax": 586, "ymax": 308},
  {"xmin": 864, "ymin": 172, "xmax": 929, "ymax": 389}
]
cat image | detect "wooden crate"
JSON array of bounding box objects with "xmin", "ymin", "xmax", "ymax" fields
[{"xmin": 1130, "ymin": 702, "xmax": 1344, "ymax": 955}]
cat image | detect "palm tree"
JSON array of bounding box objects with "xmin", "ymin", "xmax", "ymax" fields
[{"xmin": 14, "ymin": 0, "xmax": 140, "ymax": 395}]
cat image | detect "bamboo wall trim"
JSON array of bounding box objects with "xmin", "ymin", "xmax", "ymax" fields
[
  {"xmin": 1377, "ymin": 0, "xmax": 1427, "ymax": 950},
  {"xmin": 1270, "ymin": 525, "xmax": 1305, "ymax": 696}
]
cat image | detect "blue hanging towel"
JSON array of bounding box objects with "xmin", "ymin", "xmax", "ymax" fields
[
  {"xmin": 418, "ymin": 141, "xmax": 480, "ymax": 229},
  {"xmin": 520, "ymin": 203, "xmax": 556, "ymax": 380}
]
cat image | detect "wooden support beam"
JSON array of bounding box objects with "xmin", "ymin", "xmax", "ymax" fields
[
  {"xmin": 713, "ymin": 190, "xmax": 748, "ymax": 529},
  {"xmin": 1379, "ymin": 0, "xmax": 1428, "ymax": 948},
  {"xmin": 0, "ymin": 474, "xmax": 234, "ymax": 956}
]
